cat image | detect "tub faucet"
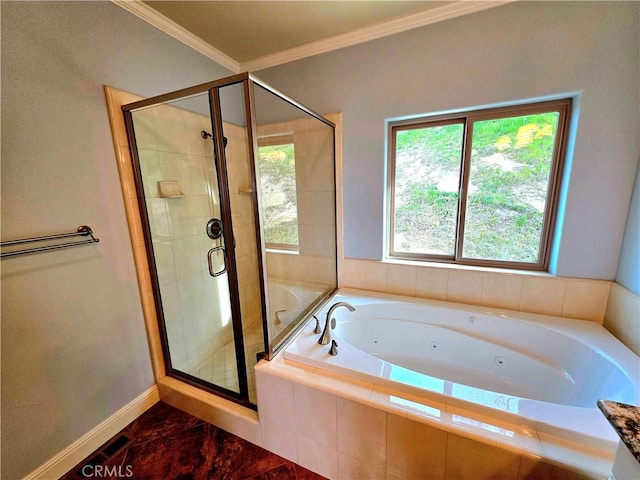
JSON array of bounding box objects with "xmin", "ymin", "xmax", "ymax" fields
[{"xmin": 318, "ymin": 302, "xmax": 355, "ymax": 345}]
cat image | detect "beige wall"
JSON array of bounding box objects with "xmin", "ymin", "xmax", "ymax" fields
[{"xmin": 257, "ymin": 1, "xmax": 640, "ymax": 281}]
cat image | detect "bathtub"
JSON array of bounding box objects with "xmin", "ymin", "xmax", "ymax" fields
[
  {"xmin": 284, "ymin": 288, "xmax": 639, "ymax": 450},
  {"xmin": 267, "ymin": 280, "xmax": 328, "ymax": 349}
]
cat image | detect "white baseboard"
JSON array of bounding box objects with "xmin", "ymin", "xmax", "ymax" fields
[{"xmin": 23, "ymin": 385, "xmax": 160, "ymax": 480}]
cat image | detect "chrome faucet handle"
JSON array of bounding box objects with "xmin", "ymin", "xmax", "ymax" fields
[
  {"xmin": 312, "ymin": 315, "xmax": 321, "ymax": 334},
  {"xmin": 329, "ymin": 339, "xmax": 338, "ymax": 356}
]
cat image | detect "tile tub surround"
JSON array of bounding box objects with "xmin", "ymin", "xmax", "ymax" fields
[
  {"xmin": 256, "ymin": 355, "xmax": 612, "ymax": 480},
  {"xmin": 339, "ymin": 258, "xmax": 612, "ymax": 323},
  {"xmin": 605, "ymin": 282, "xmax": 640, "ymax": 356}
]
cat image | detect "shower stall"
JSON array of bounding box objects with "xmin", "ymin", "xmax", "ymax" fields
[{"xmin": 122, "ymin": 73, "xmax": 337, "ymax": 408}]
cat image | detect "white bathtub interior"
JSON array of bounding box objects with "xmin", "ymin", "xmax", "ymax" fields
[{"xmin": 284, "ymin": 288, "xmax": 639, "ymax": 452}]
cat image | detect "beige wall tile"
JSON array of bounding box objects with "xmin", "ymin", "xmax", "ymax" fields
[
  {"xmin": 415, "ymin": 266, "xmax": 449, "ymax": 301},
  {"xmin": 255, "ymin": 370, "xmax": 295, "ymax": 430},
  {"xmin": 604, "ymin": 282, "xmax": 640, "ymax": 355},
  {"xmin": 311, "ymin": 191, "xmax": 336, "ymax": 226},
  {"xmin": 310, "ymin": 155, "xmax": 335, "ymax": 192},
  {"xmin": 165, "ymin": 198, "xmax": 197, "ymax": 237},
  {"xmin": 338, "ymin": 451, "xmax": 385, "ymax": 480},
  {"xmin": 447, "ymin": 269, "xmax": 483, "ymax": 305},
  {"xmin": 293, "ymin": 383, "xmax": 337, "ymax": 448},
  {"xmin": 339, "ymin": 258, "xmax": 362, "ymax": 288},
  {"xmin": 172, "ymin": 236, "xmax": 203, "ymax": 280},
  {"xmin": 296, "ymin": 435, "xmax": 338, "ymax": 479},
  {"xmin": 138, "ymin": 148, "xmax": 161, "ymax": 198},
  {"xmin": 314, "ymin": 255, "xmax": 337, "ymax": 286},
  {"xmin": 131, "ymin": 108, "xmax": 157, "ymax": 150},
  {"xmin": 386, "ymin": 414, "xmax": 447, "ymax": 480},
  {"xmin": 183, "ymin": 111, "xmax": 212, "ymax": 158},
  {"xmin": 518, "ymin": 457, "xmax": 597, "ymax": 480},
  {"xmin": 153, "ymin": 105, "xmax": 188, "ymax": 154},
  {"xmin": 297, "ymin": 191, "xmax": 312, "ymax": 225},
  {"xmin": 153, "ymin": 241, "xmax": 177, "ymax": 285},
  {"xmin": 147, "ymin": 198, "xmax": 171, "ymax": 240},
  {"xmin": 482, "ymin": 272, "xmax": 523, "ymax": 310},
  {"xmin": 227, "ymin": 159, "xmax": 251, "ymax": 195},
  {"xmin": 519, "ymin": 276, "xmax": 566, "ymax": 316},
  {"xmin": 444, "ymin": 434, "xmax": 521, "ymax": 479},
  {"xmin": 177, "ymin": 273, "xmax": 208, "ymax": 315},
  {"xmin": 337, "ymin": 398, "xmax": 387, "ymax": 463},
  {"xmin": 361, "ymin": 261, "xmax": 388, "ymax": 293},
  {"xmin": 229, "ymin": 194, "xmax": 253, "ymax": 225},
  {"xmin": 158, "ymin": 151, "xmax": 190, "ymax": 190},
  {"xmin": 260, "ymin": 419, "xmax": 297, "ymax": 463},
  {"xmin": 562, "ymin": 280, "xmax": 610, "ymax": 323},
  {"xmin": 186, "ymin": 155, "xmax": 210, "ymax": 196},
  {"xmin": 387, "ymin": 264, "xmax": 417, "ymax": 296},
  {"xmin": 295, "ymin": 154, "xmax": 312, "ymax": 193},
  {"xmin": 313, "ymin": 225, "xmax": 336, "ymax": 257},
  {"xmin": 298, "ymin": 224, "xmax": 314, "ymax": 255},
  {"xmin": 295, "ymin": 254, "xmax": 314, "ymax": 284},
  {"xmin": 233, "ymin": 223, "xmax": 257, "ymax": 257},
  {"xmin": 236, "ymin": 251, "xmax": 259, "ymax": 286},
  {"xmin": 308, "ymin": 124, "xmax": 334, "ymax": 157}
]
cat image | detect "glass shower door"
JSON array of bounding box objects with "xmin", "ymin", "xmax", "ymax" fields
[{"xmin": 127, "ymin": 91, "xmax": 247, "ymax": 400}]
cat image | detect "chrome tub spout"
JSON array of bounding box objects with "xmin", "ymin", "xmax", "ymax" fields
[{"xmin": 318, "ymin": 302, "xmax": 355, "ymax": 345}]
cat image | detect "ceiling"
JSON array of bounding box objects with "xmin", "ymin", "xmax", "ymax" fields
[{"xmin": 117, "ymin": 1, "xmax": 509, "ymax": 72}]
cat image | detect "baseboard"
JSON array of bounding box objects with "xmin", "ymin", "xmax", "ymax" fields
[{"xmin": 23, "ymin": 385, "xmax": 160, "ymax": 480}]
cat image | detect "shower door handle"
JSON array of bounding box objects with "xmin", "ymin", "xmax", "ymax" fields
[{"xmin": 207, "ymin": 246, "xmax": 227, "ymax": 277}]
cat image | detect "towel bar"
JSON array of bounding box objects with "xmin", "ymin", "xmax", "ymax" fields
[{"xmin": 1, "ymin": 225, "xmax": 100, "ymax": 258}]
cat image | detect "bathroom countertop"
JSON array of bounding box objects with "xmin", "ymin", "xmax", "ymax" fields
[{"xmin": 597, "ymin": 399, "xmax": 640, "ymax": 463}]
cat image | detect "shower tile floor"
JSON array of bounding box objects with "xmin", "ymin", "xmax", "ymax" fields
[
  {"xmin": 61, "ymin": 401, "xmax": 326, "ymax": 480},
  {"xmin": 190, "ymin": 321, "xmax": 264, "ymax": 403}
]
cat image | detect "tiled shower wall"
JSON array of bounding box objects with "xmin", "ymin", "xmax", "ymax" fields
[
  {"xmin": 131, "ymin": 104, "xmax": 263, "ymax": 378},
  {"xmin": 260, "ymin": 117, "xmax": 337, "ymax": 289},
  {"xmin": 132, "ymin": 104, "xmax": 230, "ymax": 371},
  {"xmin": 224, "ymin": 121, "xmax": 265, "ymax": 391}
]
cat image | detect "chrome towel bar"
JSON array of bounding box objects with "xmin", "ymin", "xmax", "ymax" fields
[{"xmin": 1, "ymin": 225, "xmax": 100, "ymax": 258}]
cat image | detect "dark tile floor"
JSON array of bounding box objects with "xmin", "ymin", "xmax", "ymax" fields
[{"xmin": 61, "ymin": 402, "xmax": 325, "ymax": 480}]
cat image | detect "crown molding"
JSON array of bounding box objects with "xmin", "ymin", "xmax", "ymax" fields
[
  {"xmin": 111, "ymin": 0, "xmax": 240, "ymax": 73},
  {"xmin": 241, "ymin": 1, "xmax": 514, "ymax": 71},
  {"xmin": 113, "ymin": 0, "xmax": 512, "ymax": 74}
]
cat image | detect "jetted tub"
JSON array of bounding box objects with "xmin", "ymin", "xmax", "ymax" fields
[{"xmin": 284, "ymin": 288, "xmax": 639, "ymax": 449}]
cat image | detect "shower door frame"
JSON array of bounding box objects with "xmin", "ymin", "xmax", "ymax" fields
[
  {"xmin": 247, "ymin": 75, "xmax": 340, "ymax": 360},
  {"xmin": 122, "ymin": 73, "xmax": 261, "ymax": 408},
  {"xmin": 121, "ymin": 72, "xmax": 340, "ymax": 407}
]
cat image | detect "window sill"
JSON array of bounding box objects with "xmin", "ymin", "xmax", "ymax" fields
[
  {"xmin": 381, "ymin": 257, "xmax": 554, "ymax": 278},
  {"xmin": 266, "ymin": 248, "xmax": 299, "ymax": 255}
]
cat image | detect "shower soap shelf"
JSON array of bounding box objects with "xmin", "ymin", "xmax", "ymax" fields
[{"xmin": 158, "ymin": 180, "xmax": 184, "ymax": 198}]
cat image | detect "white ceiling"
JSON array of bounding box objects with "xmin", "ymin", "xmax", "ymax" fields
[{"xmin": 114, "ymin": 1, "xmax": 511, "ymax": 72}]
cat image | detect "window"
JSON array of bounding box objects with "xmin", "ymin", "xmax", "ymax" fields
[
  {"xmin": 257, "ymin": 134, "xmax": 298, "ymax": 250},
  {"xmin": 388, "ymin": 99, "xmax": 571, "ymax": 270}
]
